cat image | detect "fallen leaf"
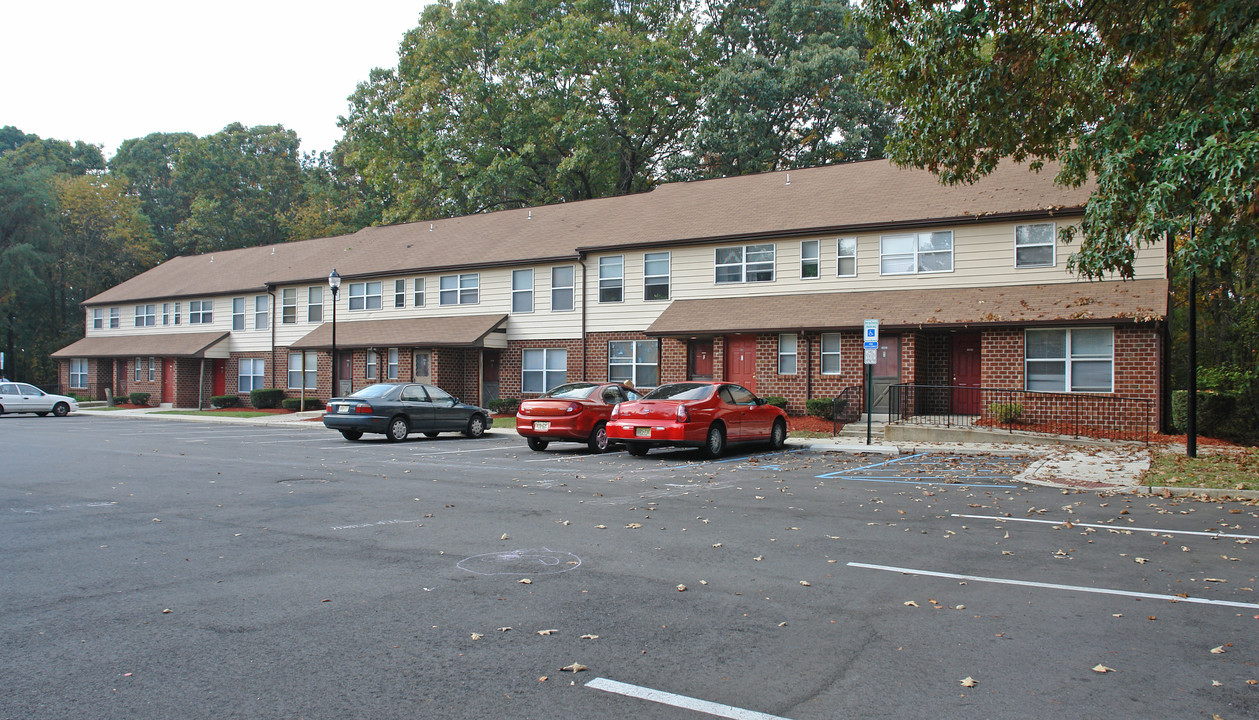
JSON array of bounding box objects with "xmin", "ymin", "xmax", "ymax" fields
[
  {"xmin": 500, "ymin": 533, "xmax": 510, "ymax": 540},
  {"xmin": 1247, "ymin": 680, "xmax": 1258, "ymax": 685},
  {"xmin": 595, "ymin": 525, "xmax": 607, "ymax": 529},
  {"xmin": 904, "ymin": 601, "xmax": 919, "ymax": 607},
  {"xmin": 1212, "ymin": 680, "xmax": 1223, "ymax": 686},
  {"xmin": 162, "ymin": 608, "xmax": 173, "ymax": 614},
  {"xmin": 497, "ymin": 627, "xmax": 512, "ymax": 632},
  {"xmin": 712, "ymin": 543, "xmax": 723, "ymax": 548},
  {"xmin": 1093, "ymin": 664, "xmax": 1115, "ymax": 673},
  {"xmin": 580, "ymin": 634, "xmax": 599, "ymax": 640},
  {"xmin": 677, "ymin": 584, "xmax": 687, "ymax": 592},
  {"xmin": 560, "ymin": 662, "xmax": 587, "ymax": 673},
  {"xmin": 778, "ymin": 622, "xmax": 788, "ymax": 627},
  {"xmin": 1203, "ymin": 578, "xmax": 1227, "ymax": 583},
  {"xmin": 1134, "ymin": 557, "xmax": 1148, "ymax": 564},
  {"xmin": 1210, "ymin": 646, "xmax": 1226, "ymax": 654},
  {"xmin": 753, "ymin": 555, "xmax": 764, "ymax": 561},
  {"xmin": 537, "ymin": 629, "xmax": 558, "ymax": 636},
  {"xmin": 538, "ymin": 676, "xmax": 548, "ymax": 682},
  {"xmin": 470, "ymin": 633, "xmax": 483, "ymax": 640},
  {"xmin": 626, "ymin": 523, "xmax": 643, "ymax": 529},
  {"xmin": 960, "ymin": 677, "xmax": 978, "ymax": 687},
  {"xmin": 518, "ymin": 578, "xmax": 533, "ymax": 584}
]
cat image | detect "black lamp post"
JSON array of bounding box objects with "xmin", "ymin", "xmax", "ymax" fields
[{"xmin": 329, "ymin": 269, "xmax": 341, "ymax": 398}]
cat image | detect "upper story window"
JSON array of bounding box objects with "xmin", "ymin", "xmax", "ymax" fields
[
  {"xmin": 716, "ymin": 243, "xmax": 775, "ymax": 284},
  {"xmin": 254, "ymin": 295, "xmax": 268, "ymax": 330},
  {"xmin": 232, "ymin": 298, "xmax": 246, "ymax": 330},
  {"xmin": 599, "ymin": 256, "xmax": 623, "ymax": 303},
  {"xmin": 134, "ymin": 304, "xmax": 156, "ymax": 327},
  {"xmin": 1025, "ymin": 327, "xmax": 1114, "ymax": 393},
  {"xmin": 512, "ymin": 269, "xmax": 534, "ymax": 313},
  {"xmin": 307, "ymin": 287, "xmax": 323, "ymax": 322},
  {"xmin": 189, "ymin": 300, "xmax": 212, "ymax": 325},
  {"xmin": 644, "ymin": 252, "xmax": 670, "ymax": 301},
  {"xmin": 348, "ymin": 281, "xmax": 383, "ymax": 311},
  {"xmin": 837, "ymin": 237, "xmax": 857, "ymax": 277},
  {"xmin": 1015, "ymin": 223, "xmax": 1056, "ymax": 268},
  {"xmin": 174, "ymin": 302, "xmax": 181, "ymax": 325},
  {"xmin": 439, "ymin": 273, "xmax": 479, "ymax": 305},
  {"xmin": 92, "ymin": 308, "xmax": 103, "ymax": 329},
  {"xmin": 162, "ymin": 303, "xmax": 172, "ymax": 325},
  {"xmin": 109, "ymin": 307, "xmax": 120, "ymax": 328},
  {"xmin": 413, "ymin": 278, "xmax": 425, "ymax": 307},
  {"xmin": 282, "ymin": 289, "xmax": 297, "ymax": 324},
  {"xmin": 801, "ymin": 240, "xmax": 820, "ymax": 279},
  {"xmin": 394, "ymin": 279, "xmax": 406, "ymax": 308},
  {"xmin": 880, "ymin": 231, "xmax": 953, "ymax": 275},
  {"xmin": 551, "ymin": 266, "xmax": 574, "ymax": 311}
]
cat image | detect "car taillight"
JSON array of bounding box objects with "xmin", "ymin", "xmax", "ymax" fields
[
  {"xmin": 675, "ymin": 404, "xmax": 690, "ymax": 423},
  {"xmin": 566, "ymin": 402, "xmax": 581, "ymax": 415},
  {"xmin": 610, "ymin": 404, "xmax": 620, "ymax": 419},
  {"xmin": 354, "ymin": 403, "xmax": 373, "ymax": 414}
]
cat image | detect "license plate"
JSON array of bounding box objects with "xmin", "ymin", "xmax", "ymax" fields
[
  {"xmin": 337, "ymin": 405, "xmax": 349, "ymax": 414},
  {"xmin": 533, "ymin": 421, "xmax": 551, "ymax": 431},
  {"xmin": 634, "ymin": 426, "xmax": 651, "ymax": 438}
]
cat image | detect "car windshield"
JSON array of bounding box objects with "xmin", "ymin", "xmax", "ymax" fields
[
  {"xmin": 644, "ymin": 383, "xmax": 714, "ymax": 401},
  {"xmin": 348, "ymin": 384, "xmax": 398, "ymax": 399},
  {"xmin": 542, "ymin": 383, "xmax": 599, "ymax": 399}
]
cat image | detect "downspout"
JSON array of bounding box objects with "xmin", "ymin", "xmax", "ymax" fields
[
  {"xmin": 579, "ymin": 256, "xmax": 588, "ymax": 381},
  {"xmin": 268, "ymin": 287, "xmax": 277, "ymax": 389},
  {"xmin": 198, "ymin": 358, "xmax": 205, "ymax": 409},
  {"xmin": 805, "ymin": 330, "xmax": 812, "ymax": 402}
]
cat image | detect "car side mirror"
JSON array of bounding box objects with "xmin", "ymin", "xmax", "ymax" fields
[
  {"xmin": 754, "ymin": 397, "xmax": 765, "ymax": 406},
  {"xmin": 451, "ymin": 398, "xmax": 459, "ymax": 406}
]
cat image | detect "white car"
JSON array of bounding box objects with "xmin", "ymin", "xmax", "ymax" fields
[{"xmin": 0, "ymin": 382, "xmax": 79, "ymax": 417}]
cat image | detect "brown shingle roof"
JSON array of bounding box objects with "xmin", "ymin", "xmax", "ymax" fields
[
  {"xmin": 84, "ymin": 159, "xmax": 1092, "ymax": 305},
  {"xmin": 645, "ymin": 280, "xmax": 1168, "ymax": 336},
  {"xmin": 50, "ymin": 332, "xmax": 230, "ymax": 358},
  {"xmin": 289, "ymin": 315, "xmax": 509, "ymax": 350}
]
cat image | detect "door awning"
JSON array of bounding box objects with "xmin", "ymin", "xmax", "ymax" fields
[
  {"xmin": 290, "ymin": 314, "xmax": 509, "ymax": 350},
  {"xmin": 51, "ymin": 331, "xmax": 231, "ymax": 359}
]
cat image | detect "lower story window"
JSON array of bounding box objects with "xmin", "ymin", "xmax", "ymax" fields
[
  {"xmin": 387, "ymin": 348, "xmax": 399, "ymax": 380},
  {"xmin": 239, "ymin": 358, "xmax": 266, "ymax": 393},
  {"xmin": 70, "ymin": 358, "xmax": 88, "ymax": 388},
  {"xmin": 821, "ymin": 333, "xmax": 842, "ymax": 374},
  {"xmin": 608, "ymin": 340, "xmax": 658, "ymax": 388},
  {"xmin": 523, "ymin": 348, "xmax": 566, "ymax": 393},
  {"xmin": 1025, "ymin": 327, "xmax": 1114, "ymax": 393},
  {"xmin": 778, "ymin": 334, "xmax": 797, "ymax": 375},
  {"xmin": 288, "ymin": 351, "xmax": 318, "ymax": 389}
]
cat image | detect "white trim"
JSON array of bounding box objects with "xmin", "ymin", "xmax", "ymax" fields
[
  {"xmin": 1014, "ymin": 221, "xmax": 1056, "ymax": 268},
  {"xmin": 836, "ymin": 236, "xmax": 857, "ymax": 278},
  {"xmin": 800, "ymin": 239, "xmax": 820, "ymax": 280}
]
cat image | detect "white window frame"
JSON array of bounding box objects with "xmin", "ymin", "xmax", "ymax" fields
[
  {"xmin": 879, "ymin": 231, "xmax": 953, "ymax": 275},
  {"xmin": 778, "ymin": 333, "xmax": 798, "ymax": 375},
  {"xmin": 801, "ymin": 240, "xmax": 820, "ymax": 280},
  {"xmin": 282, "ymin": 288, "xmax": 297, "ymax": 324},
  {"xmin": 394, "ymin": 279, "xmax": 406, "ymax": 308},
  {"xmin": 413, "ymin": 278, "xmax": 425, "ymax": 307},
  {"xmin": 715, "ymin": 243, "xmax": 775, "ymax": 284},
  {"xmin": 287, "ymin": 350, "xmax": 318, "ymax": 389},
  {"xmin": 254, "ymin": 295, "xmax": 268, "ymax": 330},
  {"xmin": 148, "ymin": 357, "xmax": 156, "ymax": 382},
  {"xmin": 174, "ymin": 302, "xmax": 181, "ymax": 325},
  {"xmin": 522, "ymin": 348, "xmax": 566, "ymax": 394},
  {"xmin": 512, "ymin": 269, "xmax": 534, "ymax": 314},
  {"xmin": 134, "ymin": 304, "xmax": 156, "ymax": 327},
  {"xmin": 109, "ymin": 307, "xmax": 120, "ymax": 328},
  {"xmin": 551, "ymin": 266, "xmax": 574, "ymax": 311},
  {"xmin": 608, "ymin": 340, "xmax": 659, "ymax": 388},
  {"xmin": 1015, "ymin": 222, "xmax": 1056, "ymax": 268},
  {"xmin": 598, "ymin": 256, "xmax": 623, "ymax": 303},
  {"xmin": 366, "ymin": 350, "xmax": 378, "ymax": 381},
  {"xmin": 232, "ymin": 297, "xmax": 246, "ymax": 330},
  {"xmin": 414, "ymin": 351, "xmax": 431, "ymax": 380},
  {"xmin": 1024, "ymin": 327, "xmax": 1114, "ymax": 394},
  {"xmin": 134, "ymin": 356, "xmax": 142, "ymax": 382},
  {"xmin": 162, "ymin": 303, "xmax": 171, "ymax": 326},
  {"xmin": 820, "ymin": 333, "xmax": 843, "ymax": 375},
  {"xmin": 92, "ymin": 308, "xmax": 103, "ymax": 329},
  {"xmin": 189, "ymin": 300, "xmax": 211, "ymax": 325},
  {"xmin": 439, "ymin": 273, "xmax": 479, "ymax": 305},
  {"xmin": 643, "ymin": 251, "xmax": 670, "ymax": 301},
  {"xmin": 387, "ymin": 348, "xmax": 399, "ymax": 380},
  {"xmin": 238, "ymin": 358, "xmax": 265, "ymax": 393},
  {"xmin": 348, "ymin": 281, "xmax": 382, "ymax": 311},
  {"xmin": 836, "ymin": 237, "xmax": 857, "ymax": 278},
  {"xmin": 307, "ymin": 287, "xmax": 323, "ymax": 322},
  {"xmin": 70, "ymin": 358, "xmax": 88, "ymax": 388}
]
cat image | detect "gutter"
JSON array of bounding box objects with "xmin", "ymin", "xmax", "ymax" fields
[{"xmin": 579, "ymin": 257, "xmax": 588, "ymax": 381}]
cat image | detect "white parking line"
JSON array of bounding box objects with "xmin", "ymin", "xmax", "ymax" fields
[
  {"xmin": 586, "ymin": 678, "xmax": 793, "ymax": 720},
  {"xmin": 847, "ymin": 562, "xmax": 1259, "ymax": 609},
  {"xmin": 952, "ymin": 514, "xmax": 1259, "ymax": 541},
  {"xmin": 409, "ymin": 445, "xmax": 512, "ymax": 456}
]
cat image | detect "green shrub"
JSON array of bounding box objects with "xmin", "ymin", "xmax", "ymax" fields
[
  {"xmin": 211, "ymin": 395, "xmax": 240, "ymax": 409},
  {"xmin": 1171, "ymin": 390, "xmax": 1236, "ymax": 435},
  {"xmin": 249, "ymin": 388, "xmax": 285, "ymax": 409},
  {"xmin": 488, "ymin": 397, "xmax": 520, "ymax": 414},
  {"xmin": 281, "ymin": 397, "xmax": 325, "ymax": 411},
  {"xmin": 988, "ymin": 402, "xmax": 1024, "ymax": 424},
  {"xmin": 805, "ymin": 397, "xmax": 847, "ymax": 420},
  {"xmin": 762, "ymin": 396, "xmax": 788, "ymax": 410},
  {"xmin": 128, "ymin": 392, "xmax": 151, "ymax": 406}
]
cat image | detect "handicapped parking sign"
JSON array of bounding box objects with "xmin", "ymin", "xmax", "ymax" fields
[{"xmin": 863, "ymin": 319, "xmax": 879, "ymax": 349}]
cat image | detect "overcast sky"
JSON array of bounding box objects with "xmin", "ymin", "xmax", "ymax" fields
[{"xmin": 2, "ymin": 1, "xmax": 428, "ymax": 158}]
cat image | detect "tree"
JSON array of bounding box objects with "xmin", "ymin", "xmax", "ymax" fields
[
  {"xmin": 861, "ymin": 0, "xmax": 1259, "ymax": 281},
  {"xmin": 670, "ymin": 0, "xmax": 892, "ymax": 179},
  {"xmin": 339, "ymin": 0, "xmax": 710, "ymax": 222},
  {"xmin": 282, "ymin": 149, "xmax": 384, "ymax": 241},
  {"xmin": 109, "ymin": 132, "xmax": 198, "ymax": 258}
]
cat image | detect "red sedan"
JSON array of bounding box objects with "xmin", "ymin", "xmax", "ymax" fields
[
  {"xmin": 607, "ymin": 382, "xmax": 788, "ymax": 458},
  {"xmin": 516, "ymin": 382, "xmax": 641, "ymax": 453}
]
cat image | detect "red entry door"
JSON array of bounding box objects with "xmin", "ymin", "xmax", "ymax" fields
[
  {"xmin": 951, "ymin": 333, "xmax": 982, "ymax": 414},
  {"xmin": 689, "ymin": 340, "xmax": 713, "ymax": 380},
  {"xmin": 212, "ymin": 360, "xmax": 227, "ymax": 396},
  {"xmin": 724, "ymin": 336, "xmax": 757, "ymax": 393},
  {"xmin": 161, "ymin": 358, "xmax": 175, "ymax": 404}
]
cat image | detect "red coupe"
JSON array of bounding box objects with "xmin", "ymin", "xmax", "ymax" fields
[
  {"xmin": 516, "ymin": 382, "xmax": 641, "ymax": 453},
  {"xmin": 607, "ymin": 381, "xmax": 788, "ymax": 458}
]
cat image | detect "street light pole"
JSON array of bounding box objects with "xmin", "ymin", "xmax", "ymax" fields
[{"xmin": 329, "ymin": 269, "xmax": 341, "ymax": 398}]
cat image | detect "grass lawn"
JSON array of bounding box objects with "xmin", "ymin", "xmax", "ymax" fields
[{"xmin": 1142, "ymin": 446, "xmax": 1259, "ymax": 491}]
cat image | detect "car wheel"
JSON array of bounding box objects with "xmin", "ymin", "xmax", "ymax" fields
[
  {"xmin": 52, "ymin": 402, "xmax": 70, "ymax": 417},
  {"xmin": 769, "ymin": 418, "xmax": 787, "ymax": 450},
  {"xmin": 36, "ymin": 411, "xmax": 49, "ymax": 417},
  {"xmin": 424, "ymin": 431, "xmax": 440, "ymax": 438},
  {"xmin": 340, "ymin": 429, "xmax": 363, "ymax": 441},
  {"xmin": 527, "ymin": 437, "xmax": 549, "ymax": 451},
  {"xmin": 626, "ymin": 443, "xmax": 650, "ymax": 457},
  {"xmin": 464, "ymin": 414, "xmax": 487, "ymax": 438},
  {"xmin": 587, "ymin": 422, "xmax": 609, "ymax": 453},
  {"xmin": 701, "ymin": 424, "xmax": 727, "ymax": 459},
  {"xmin": 386, "ymin": 417, "xmax": 409, "ymax": 442}
]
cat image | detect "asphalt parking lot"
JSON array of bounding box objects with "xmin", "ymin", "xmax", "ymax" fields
[{"xmin": 3, "ymin": 414, "xmax": 1257, "ymax": 719}]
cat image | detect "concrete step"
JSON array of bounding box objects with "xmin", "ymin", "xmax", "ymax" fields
[{"xmin": 837, "ymin": 422, "xmax": 885, "ymax": 438}]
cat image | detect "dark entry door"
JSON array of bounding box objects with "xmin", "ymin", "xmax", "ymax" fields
[
  {"xmin": 951, "ymin": 333, "xmax": 982, "ymax": 414},
  {"xmin": 161, "ymin": 358, "xmax": 175, "ymax": 404},
  {"xmin": 689, "ymin": 340, "xmax": 713, "ymax": 380},
  {"xmin": 482, "ymin": 350, "xmax": 501, "ymax": 405},
  {"xmin": 871, "ymin": 335, "xmax": 901, "ymax": 415},
  {"xmin": 338, "ymin": 352, "xmax": 354, "ymax": 396},
  {"xmin": 724, "ymin": 335, "xmax": 757, "ymax": 393}
]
